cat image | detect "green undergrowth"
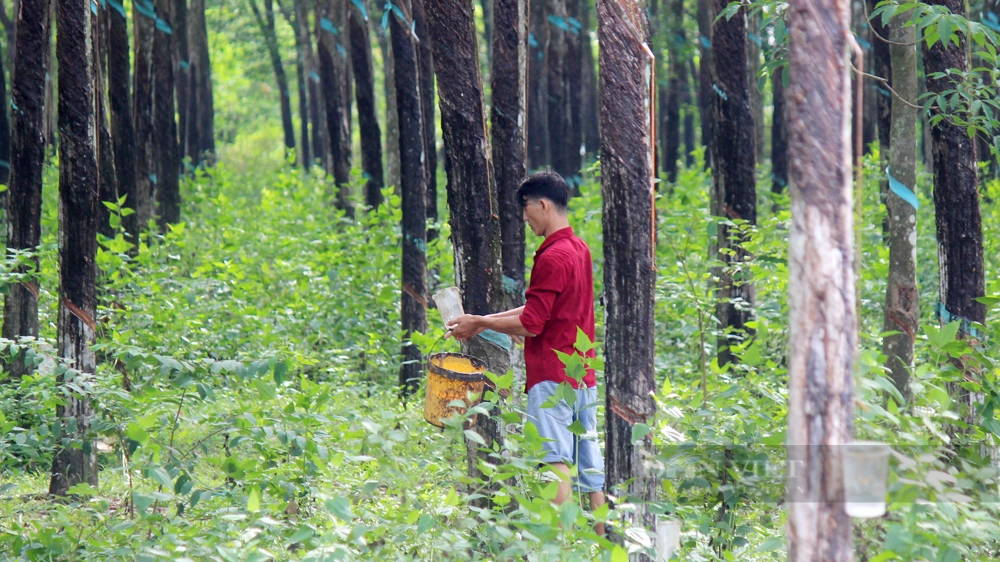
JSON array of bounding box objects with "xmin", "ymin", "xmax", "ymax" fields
[{"xmin": 1, "ymin": 146, "xmax": 1000, "ymax": 560}]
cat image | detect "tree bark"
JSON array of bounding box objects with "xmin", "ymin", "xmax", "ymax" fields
[
  {"xmin": 49, "ymin": 0, "xmax": 99, "ymax": 496},
  {"xmin": 923, "ymin": 0, "xmax": 985, "ymax": 427},
  {"xmin": 747, "ymin": 11, "xmax": 765, "ymax": 162},
  {"xmin": 134, "ymin": 0, "xmax": 156, "ymax": 228},
  {"xmin": 785, "ymin": 0, "xmax": 855, "ymax": 557},
  {"xmin": 597, "ymin": 0, "xmax": 657, "ymax": 545},
  {"xmin": 710, "ymin": 0, "xmax": 756, "ymax": 366},
  {"xmin": 526, "ymin": 0, "xmax": 548, "ymax": 169},
  {"xmin": 425, "ymin": 0, "xmax": 510, "ymax": 486},
  {"xmin": 349, "ymin": 0, "xmax": 385, "ymax": 208},
  {"xmin": 107, "ymin": 0, "xmax": 138, "ymax": 241},
  {"xmin": 683, "ymin": 58, "xmax": 696, "ymax": 166},
  {"xmin": 94, "ymin": 3, "xmax": 118, "ymax": 240},
  {"xmin": 390, "ymin": 0, "xmax": 427, "ymax": 395},
  {"xmin": 0, "ymin": 37, "xmax": 10, "ymax": 189},
  {"xmin": 249, "ymin": 0, "xmax": 297, "ymax": 155},
  {"xmin": 376, "ymin": 22, "xmax": 401, "ymax": 191},
  {"xmin": 867, "ymin": 0, "xmax": 890, "ymax": 225},
  {"xmin": 154, "ymin": 0, "xmax": 181, "ymax": 227},
  {"xmin": 188, "ymin": 0, "xmax": 215, "ymax": 163},
  {"xmin": 294, "ymin": 0, "xmax": 326, "ymax": 168},
  {"xmin": 771, "ymin": 64, "xmax": 787, "ymax": 194},
  {"xmin": 412, "ymin": 0, "xmax": 437, "ymax": 236},
  {"xmin": 883, "ymin": 15, "xmax": 918, "ymax": 403},
  {"xmin": 277, "ymin": 0, "xmax": 312, "ymax": 167},
  {"xmin": 2, "ymin": 0, "xmax": 51, "ymax": 380},
  {"xmin": 316, "ymin": 0, "xmax": 354, "ymax": 216},
  {"xmin": 173, "ymin": 0, "xmax": 190, "ymax": 163},
  {"xmin": 580, "ymin": 0, "xmax": 599, "ymax": 157},
  {"xmin": 491, "ymin": 0, "xmax": 527, "ymax": 306},
  {"xmin": 545, "ymin": 0, "xmax": 570, "ymax": 184}
]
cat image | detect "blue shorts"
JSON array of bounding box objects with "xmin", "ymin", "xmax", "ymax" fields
[{"xmin": 526, "ymin": 381, "xmax": 605, "ymax": 493}]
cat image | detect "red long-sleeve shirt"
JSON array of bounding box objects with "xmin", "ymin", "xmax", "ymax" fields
[{"xmin": 519, "ymin": 227, "xmax": 597, "ymax": 391}]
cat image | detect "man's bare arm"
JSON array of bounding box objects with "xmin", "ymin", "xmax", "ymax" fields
[
  {"xmin": 447, "ymin": 311, "xmax": 536, "ymax": 340},
  {"xmin": 486, "ymin": 306, "xmax": 525, "ymax": 319}
]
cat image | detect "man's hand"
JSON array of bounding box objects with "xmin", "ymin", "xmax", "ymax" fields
[{"xmin": 446, "ymin": 314, "xmax": 486, "ymax": 342}]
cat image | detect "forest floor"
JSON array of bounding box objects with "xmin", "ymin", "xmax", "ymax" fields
[{"xmin": 2, "ymin": 149, "xmax": 1000, "ymax": 560}]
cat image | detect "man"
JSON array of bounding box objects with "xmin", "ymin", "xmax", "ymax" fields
[{"xmin": 448, "ymin": 171, "xmax": 606, "ymax": 534}]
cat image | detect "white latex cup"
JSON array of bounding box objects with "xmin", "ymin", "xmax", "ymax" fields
[
  {"xmin": 433, "ymin": 287, "xmax": 465, "ymax": 327},
  {"xmin": 655, "ymin": 517, "xmax": 681, "ymax": 561},
  {"xmin": 843, "ymin": 440, "xmax": 891, "ymax": 518}
]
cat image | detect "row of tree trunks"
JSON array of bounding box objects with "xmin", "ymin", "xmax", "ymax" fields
[
  {"xmin": 316, "ymin": 0, "xmax": 354, "ymax": 216},
  {"xmin": 413, "ymin": 0, "xmax": 438, "ymax": 234},
  {"xmin": 883, "ymin": 14, "xmax": 918, "ymax": 403},
  {"xmin": 277, "ymin": 0, "xmax": 312, "ymax": 167},
  {"xmin": 923, "ymin": 0, "xmax": 985, "ymax": 430},
  {"xmin": 2, "ymin": 0, "xmax": 52, "ymax": 380},
  {"xmin": 785, "ymin": 0, "xmax": 855, "ymax": 557},
  {"xmin": 391, "ymin": 0, "xmax": 427, "ymax": 395},
  {"xmin": 250, "ymin": 0, "xmax": 297, "ymax": 156},
  {"xmin": 424, "ymin": 0, "xmax": 509, "ymax": 490},
  {"xmin": 596, "ymin": 0, "xmax": 658, "ymax": 546},
  {"xmin": 491, "ymin": 0, "xmax": 528, "ymax": 305},
  {"xmin": 107, "ymin": 1, "xmax": 139, "ymax": 240},
  {"xmin": 349, "ymin": 0, "xmax": 385, "ymax": 208},
  {"xmin": 710, "ymin": 0, "xmax": 756, "ymax": 366},
  {"xmin": 49, "ymin": 0, "xmax": 100, "ymax": 497}
]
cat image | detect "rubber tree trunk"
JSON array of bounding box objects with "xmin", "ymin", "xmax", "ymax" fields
[
  {"xmin": 697, "ymin": 0, "xmax": 713, "ymax": 167},
  {"xmin": 546, "ymin": 0, "xmax": 568, "ymax": 181},
  {"xmin": 390, "ymin": 0, "xmax": 427, "ymax": 396},
  {"xmin": 173, "ymin": 0, "xmax": 190, "ymax": 162},
  {"xmin": 94, "ymin": 4, "xmax": 118, "ymax": 240},
  {"xmin": 249, "ymin": 0, "xmax": 296, "ymax": 155},
  {"xmin": 349, "ymin": 0, "xmax": 385, "ymax": 208},
  {"xmin": 49, "ymin": 0, "xmax": 100, "ymax": 497},
  {"xmin": 867, "ymin": 0, "xmax": 890, "ymax": 225},
  {"xmin": 376, "ymin": 23, "xmax": 401, "ymax": 191},
  {"xmin": 883, "ymin": 15, "xmax": 918, "ymax": 403},
  {"xmin": 580, "ymin": 0, "xmax": 599, "ymax": 157},
  {"xmin": 491, "ymin": 0, "xmax": 527, "ymax": 306},
  {"xmin": 154, "ymin": 0, "xmax": 181, "ymax": 228},
  {"xmin": 316, "ymin": 0, "xmax": 354, "ymax": 216},
  {"xmin": 597, "ymin": 0, "xmax": 658, "ymax": 544},
  {"xmin": 923, "ymin": 0, "xmax": 985, "ymax": 428},
  {"xmin": 0, "ymin": 40, "xmax": 9, "ymax": 189},
  {"xmin": 294, "ymin": 0, "xmax": 325, "ymax": 168},
  {"xmin": 771, "ymin": 64, "xmax": 787, "ymax": 194},
  {"xmin": 133, "ymin": 0, "xmax": 156, "ymax": 228},
  {"xmin": 107, "ymin": 0, "xmax": 138, "ymax": 241},
  {"xmin": 526, "ymin": 0, "xmax": 548, "ymax": 169},
  {"xmin": 2, "ymin": 0, "xmax": 51, "ymax": 381},
  {"xmin": 662, "ymin": 0, "xmax": 684, "ymax": 183},
  {"xmin": 277, "ymin": 0, "xmax": 312, "ymax": 167},
  {"xmin": 683, "ymin": 58, "xmax": 696, "ymax": 166},
  {"xmin": 786, "ymin": 0, "xmax": 856, "ymax": 557},
  {"xmin": 747, "ymin": 11, "xmax": 765, "ymax": 162},
  {"xmin": 480, "ymin": 0, "xmax": 493, "ymax": 67},
  {"xmin": 188, "ymin": 0, "xmax": 215, "ymax": 163},
  {"xmin": 563, "ymin": 0, "xmax": 583, "ymax": 186},
  {"xmin": 412, "ymin": 0, "xmax": 437, "ymax": 236},
  {"xmin": 425, "ymin": 0, "xmax": 510, "ymax": 486},
  {"xmin": 710, "ymin": 0, "xmax": 756, "ymax": 366}
]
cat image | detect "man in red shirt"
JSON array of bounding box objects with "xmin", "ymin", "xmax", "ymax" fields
[{"xmin": 448, "ymin": 172, "xmax": 606, "ymax": 534}]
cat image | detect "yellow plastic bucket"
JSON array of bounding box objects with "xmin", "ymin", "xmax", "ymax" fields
[{"xmin": 424, "ymin": 352, "xmax": 487, "ymax": 428}]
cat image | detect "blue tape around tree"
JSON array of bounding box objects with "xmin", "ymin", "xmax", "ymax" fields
[
  {"xmin": 936, "ymin": 302, "xmax": 983, "ymax": 339},
  {"xmin": 107, "ymin": 0, "xmax": 126, "ymax": 17},
  {"xmin": 351, "ymin": 0, "xmax": 369, "ymax": 21},
  {"xmin": 0, "ymin": 160, "xmax": 10, "ymax": 170},
  {"xmin": 712, "ymin": 84, "xmax": 728, "ymax": 101},
  {"xmin": 547, "ymin": 15, "xmax": 570, "ymax": 33},
  {"xmin": 886, "ymin": 166, "xmax": 919, "ymax": 211},
  {"xmin": 478, "ymin": 329, "xmax": 512, "ymax": 352},
  {"xmin": 320, "ymin": 17, "xmax": 339, "ymax": 35}
]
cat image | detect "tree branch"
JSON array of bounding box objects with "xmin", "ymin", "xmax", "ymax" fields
[{"xmin": 851, "ymin": 63, "xmax": 923, "ymax": 109}]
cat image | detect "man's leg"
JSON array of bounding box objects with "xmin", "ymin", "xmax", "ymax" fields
[
  {"xmin": 589, "ymin": 491, "xmax": 606, "ymax": 536},
  {"xmin": 549, "ymin": 462, "xmax": 572, "ymax": 505}
]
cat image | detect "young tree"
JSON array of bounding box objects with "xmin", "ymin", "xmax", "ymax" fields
[
  {"xmin": 106, "ymin": 0, "xmax": 139, "ymax": 240},
  {"xmin": 2, "ymin": 0, "xmax": 52, "ymax": 380},
  {"xmin": 248, "ymin": 0, "xmax": 297, "ymax": 155},
  {"xmin": 425, "ymin": 0, "xmax": 510, "ymax": 479},
  {"xmin": 491, "ymin": 0, "xmax": 528, "ymax": 304},
  {"xmin": 786, "ymin": 0, "xmax": 855, "ymax": 557},
  {"xmin": 154, "ymin": 0, "xmax": 181, "ymax": 227},
  {"xmin": 390, "ymin": 0, "xmax": 427, "ymax": 396},
  {"xmin": 412, "ymin": 0, "xmax": 438, "ymax": 236},
  {"xmin": 526, "ymin": 0, "xmax": 548, "ymax": 169},
  {"xmin": 348, "ymin": 0, "xmax": 385, "ymax": 208},
  {"xmin": 923, "ymin": 0, "xmax": 984, "ymax": 425},
  {"xmin": 133, "ymin": 0, "xmax": 156, "ymax": 228},
  {"xmin": 188, "ymin": 0, "xmax": 215, "ymax": 163},
  {"xmin": 316, "ymin": 0, "xmax": 354, "ymax": 216},
  {"xmin": 710, "ymin": 0, "xmax": 756, "ymax": 365},
  {"xmin": 597, "ymin": 0, "xmax": 658, "ymax": 538},
  {"xmin": 49, "ymin": 0, "xmax": 100, "ymax": 496},
  {"xmin": 883, "ymin": 13, "xmax": 918, "ymax": 402}
]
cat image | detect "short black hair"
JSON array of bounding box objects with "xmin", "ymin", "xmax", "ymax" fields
[{"xmin": 516, "ymin": 171, "xmax": 569, "ymax": 211}]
